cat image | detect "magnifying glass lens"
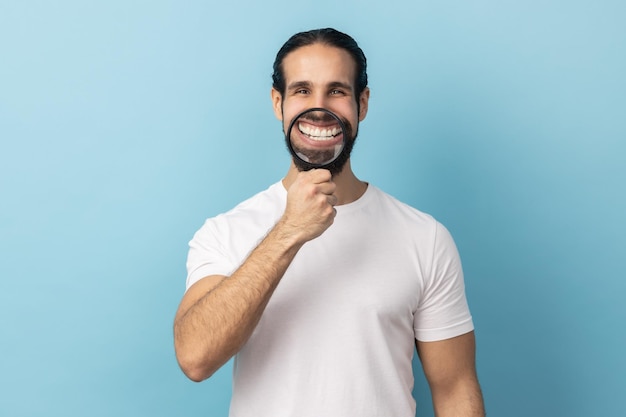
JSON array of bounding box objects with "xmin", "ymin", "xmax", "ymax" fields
[{"xmin": 287, "ymin": 108, "xmax": 346, "ymax": 169}]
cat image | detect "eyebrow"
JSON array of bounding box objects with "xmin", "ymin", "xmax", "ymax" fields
[
  {"xmin": 286, "ymin": 80, "xmax": 354, "ymax": 92},
  {"xmin": 328, "ymin": 81, "xmax": 354, "ymax": 92},
  {"xmin": 287, "ymin": 81, "xmax": 312, "ymax": 91}
]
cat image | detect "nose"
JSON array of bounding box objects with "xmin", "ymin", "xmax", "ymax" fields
[{"xmin": 311, "ymin": 92, "xmax": 329, "ymax": 109}]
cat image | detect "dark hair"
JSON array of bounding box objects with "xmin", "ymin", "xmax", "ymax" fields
[{"xmin": 272, "ymin": 28, "xmax": 368, "ymax": 98}]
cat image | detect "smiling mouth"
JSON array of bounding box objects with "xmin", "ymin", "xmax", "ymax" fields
[{"xmin": 298, "ymin": 122, "xmax": 342, "ymax": 141}]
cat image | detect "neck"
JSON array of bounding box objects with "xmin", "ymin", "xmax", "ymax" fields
[{"xmin": 282, "ymin": 160, "xmax": 367, "ymax": 206}]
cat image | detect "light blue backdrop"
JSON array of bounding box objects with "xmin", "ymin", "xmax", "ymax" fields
[{"xmin": 1, "ymin": 1, "xmax": 624, "ymax": 416}]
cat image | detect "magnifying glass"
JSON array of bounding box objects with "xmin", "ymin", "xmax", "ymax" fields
[{"xmin": 286, "ymin": 108, "xmax": 346, "ymax": 171}]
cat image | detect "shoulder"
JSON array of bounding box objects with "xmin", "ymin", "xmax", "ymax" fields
[
  {"xmin": 365, "ymin": 185, "xmax": 459, "ymax": 251},
  {"xmin": 191, "ymin": 182, "xmax": 285, "ymax": 244},
  {"xmin": 186, "ymin": 182, "xmax": 286, "ymax": 287},
  {"xmin": 227, "ymin": 181, "xmax": 285, "ymax": 214},
  {"xmin": 367, "ymin": 185, "xmax": 439, "ymax": 228},
  {"xmin": 212, "ymin": 182, "xmax": 285, "ymax": 225}
]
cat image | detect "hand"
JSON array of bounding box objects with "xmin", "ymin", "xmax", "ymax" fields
[{"xmin": 281, "ymin": 169, "xmax": 337, "ymax": 243}]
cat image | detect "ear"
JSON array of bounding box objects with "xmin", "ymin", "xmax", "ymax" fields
[
  {"xmin": 271, "ymin": 88, "xmax": 283, "ymax": 121},
  {"xmin": 358, "ymin": 87, "xmax": 370, "ymax": 121}
]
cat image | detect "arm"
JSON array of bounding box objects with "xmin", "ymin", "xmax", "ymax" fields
[
  {"xmin": 174, "ymin": 169, "xmax": 337, "ymax": 382},
  {"xmin": 416, "ymin": 331, "xmax": 485, "ymax": 417}
]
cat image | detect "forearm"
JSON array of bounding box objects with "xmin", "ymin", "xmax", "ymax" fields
[{"xmin": 174, "ymin": 220, "xmax": 305, "ymax": 381}]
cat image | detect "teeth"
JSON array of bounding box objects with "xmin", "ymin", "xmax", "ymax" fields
[{"xmin": 298, "ymin": 123, "xmax": 340, "ymax": 141}]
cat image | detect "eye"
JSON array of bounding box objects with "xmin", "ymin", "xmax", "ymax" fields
[
  {"xmin": 295, "ymin": 89, "xmax": 309, "ymax": 95},
  {"xmin": 330, "ymin": 89, "xmax": 345, "ymax": 95}
]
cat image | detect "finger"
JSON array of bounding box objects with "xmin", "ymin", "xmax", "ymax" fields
[
  {"xmin": 309, "ymin": 168, "xmax": 332, "ymax": 183},
  {"xmin": 317, "ymin": 182, "xmax": 336, "ymax": 196}
]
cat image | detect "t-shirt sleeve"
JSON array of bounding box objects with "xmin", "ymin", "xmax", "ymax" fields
[
  {"xmin": 413, "ymin": 222, "xmax": 474, "ymax": 342},
  {"xmin": 185, "ymin": 217, "xmax": 235, "ymax": 291}
]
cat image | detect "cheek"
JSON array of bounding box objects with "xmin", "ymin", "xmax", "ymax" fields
[
  {"xmin": 332, "ymin": 101, "xmax": 358, "ymax": 121},
  {"xmin": 280, "ymin": 100, "xmax": 302, "ymax": 121}
]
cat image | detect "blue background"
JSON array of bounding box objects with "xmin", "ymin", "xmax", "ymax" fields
[{"xmin": 1, "ymin": 1, "xmax": 624, "ymax": 416}]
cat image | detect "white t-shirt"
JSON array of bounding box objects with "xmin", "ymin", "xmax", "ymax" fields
[{"xmin": 186, "ymin": 182, "xmax": 474, "ymax": 417}]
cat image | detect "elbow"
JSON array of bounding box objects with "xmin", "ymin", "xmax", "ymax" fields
[
  {"xmin": 173, "ymin": 319, "xmax": 234, "ymax": 382},
  {"xmin": 176, "ymin": 353, "xmax": 216, "ymax": 383},
  {"xmin": 175, "ymin": 343, "xmax": 220, "ymax": 383},
  {"xmin": 183, "ymin": 366, "xmax": 212, "ymax": 383}
]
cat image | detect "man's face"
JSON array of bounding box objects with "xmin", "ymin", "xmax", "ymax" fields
[{"xmin": 271, "ymin": 43, "xmax": 369, "ymax": 174}]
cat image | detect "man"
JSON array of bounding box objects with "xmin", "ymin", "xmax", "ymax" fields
[{"xmin": 174, "ymin": 28, "xmax": 485, "ymax": 417}]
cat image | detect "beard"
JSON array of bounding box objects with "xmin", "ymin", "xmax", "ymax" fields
[{"xmin": 283, "ymin": 110, "xmax": 358, "ymax": 176}]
